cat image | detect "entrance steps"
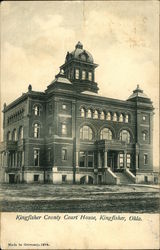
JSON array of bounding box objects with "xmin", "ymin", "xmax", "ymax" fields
[{"xmin": 115, "ymin": 172, "xmax": 134, "ymax": 184}]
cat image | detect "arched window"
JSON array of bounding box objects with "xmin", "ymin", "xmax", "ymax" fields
[
  {"xmin": 119, "ymin": 130, "xmax": 131, "ymax": 143},
  {"xmin": 19, "ymin": 126, "xmax": 23, "ymax": 139},
  {"xmin": 12, "ymin": 129, "xmax": 17, "ymax": 141},
  {"xmin": 87, "ymin": 109, "xmax": 92, "ymax": 118},
  {"xmin": 125, "ymin": 115, "xmax": 129, "ymax": 123},
  {"xmin": 80, "ymin": 108, "xmax": 85, "ymax": 118},
  {"xmin": 93, "ymin": 110, "xmax": 98, "ymax": 119},
  {"xmin": 34, "ymin": 105, "xmax": 40, "ymax": 116},
  {"xmin": 7, "ymin": 131, "xmax": 11, "ymax": 141},
  {"xmin": 106, "ymin": 112, "xmax": 111, "ymax": 121},
  {"xmin": 119, "ymin": 114, "xmax": 123, "ymax": 122},
  {"xmin": 80, "ymin": 126, "xmax": 93, "ymax": 140},
  {"xmin": 113, "ymin": 113, "xmax": 117, "ymax": 122},
  {"xmin": 142, "ymin": 132, "xmax": 147, "ymax": 141},
  {"xmin": 34, "ymin": 123, "xmax": 40, "ymax": 138},
  {"xmin": 100, "ymin": 128, "xmax": 112, "ymax": 140},
  {"xmin": 100, "ymin": 111, "xmax": 105, "ymax": 120}
]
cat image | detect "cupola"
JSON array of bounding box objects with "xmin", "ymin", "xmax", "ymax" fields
[{"xmin": 59, "ymin": 42, "xmax": 99, "ymax": 93}]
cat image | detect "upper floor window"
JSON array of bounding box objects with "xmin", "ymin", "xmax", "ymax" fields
[
  {"xmin": 106, "ymin": 112, "xmax": 111, "ymax": 121},
  {"xmin": 142, "ymin": 132, "xmax": 147, "ymax": 141},
  {"xmin": 12, "ymin": 129, "xmax": 17, "ymax": 141},
  {"xmin": 80, "ymin": 125, "xmax": 93, "ymax": 140},
  {"xmin": 75, "ymin": 69, "xmax": 79, "ymax": 79},
  {"xmin": 19, "ymin": 126, "xmax": 23, "ymax": 140},
  {"xmin": 62, "ymin": 149, "xmax": 67, "ymax": 160},
  {"xmin": 119, "ymin": 114, "xmax": 123, "ymax": 122},
  {"xmin": 7, "ymin": 131, "xmax": 11, "ymax": 141},
  {"xmin": 48, "ymin": 126, "xmax": 52, "ymax": 136},
  {"xmin": 120, "ymin": 130, "xmax": 131, "ymax": 143},
  {"xmin": 34, "ymin": 123, "xmax": 40, "ymax": 138},
  {"xmin": 82, "ymin": 70, "xmax": 86, "ymax": 80},
  {"xmin": 62, "ymin": 123, "xmax": 67, "ymax": 135},
  {"xmin": 34, "ymin": 105, "xmax": 40, "ymax": 116},
  {"xmin": 80, "ymin": 108, "xmax": 85, "ymax": 117},
  {"xmin": 100, "ymin": 128, "xmax": 112, "ymax": 140},
  {"xmin": 62, "ymin": 104, "xmax": 67, "ymax": 110},
  {"xmin": 100, "ymin": 111, "xmax": 105, "ymax": 120},
  {"xmin": 125, "ymin": 115, "xmax": 129, "ymax": 123},
  {"xmin": 88, "ymin": 72, "xmax": 92, "ymax": 81},
  {"xmin": 93, "ymin": 110, "xmax": 98, "ymax": 119},
  {"xmin": 142, "ymin": 115, "xmax": 146, "ymax": 121},
  {"xmin": 34, "ymin": 149, "xmax": 40, "ymax": 166},
  {"xmin": 87, "ymin": 109, "xmax": 92, "ymax": 118},
  {"xmin": 144, "ymin": 154, "xmax": 148, "ymax": 165},
  {"xmin": 113, "ymin": 113, "xmax": 117, "ymax": 122}
]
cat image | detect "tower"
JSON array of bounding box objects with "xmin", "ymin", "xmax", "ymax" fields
[{"xmin": 60, "ymin": 42, "xmax": 99, "ymax": 93}]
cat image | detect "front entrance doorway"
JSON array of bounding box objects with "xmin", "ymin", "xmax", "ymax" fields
[
  {"xmin": 108, "ymin": 151, "xmax": 118, "ymax": 172},
  {"xmin": 9, "ymin": 174, "xmax": 15, "ymax": 183}
]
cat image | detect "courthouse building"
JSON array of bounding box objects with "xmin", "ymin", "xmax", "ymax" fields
[{"xmin": 0, "ymin": 42, "xmax": 155, "ymax": 184}]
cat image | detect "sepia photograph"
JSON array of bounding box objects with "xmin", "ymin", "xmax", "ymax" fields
[{"xmin": 0, "ymin": 0, "xmax": 159, "ymax": 249}]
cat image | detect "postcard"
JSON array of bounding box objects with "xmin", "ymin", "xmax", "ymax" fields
[{"xmin": 0, "ymin": 1, "xmax": 159, "ymax": 249}]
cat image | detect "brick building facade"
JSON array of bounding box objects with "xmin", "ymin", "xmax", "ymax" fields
[{"xmin": 0, "ymin": 42, "xmax": 155, "ymax": 184}]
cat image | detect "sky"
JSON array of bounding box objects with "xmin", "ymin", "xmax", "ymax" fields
[{"xmin": 1, "ymin": 1, "xmax": 159, "ymax": 167}]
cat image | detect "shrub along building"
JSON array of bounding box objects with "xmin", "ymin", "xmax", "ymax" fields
[{"xmin": 0, "ymin": 42, "xmax": 155, "ymax": 184}]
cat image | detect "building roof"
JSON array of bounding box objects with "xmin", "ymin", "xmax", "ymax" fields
[
  {"xmin": 65, "ymin": 42, "xmax": 94, "ymax": 64},
  {"xmin": 127, "ymin": 85, "xmax": 150, "ymax": 101},
  {"xmin": 50, "ymin": 70, "xmax": 72, "ymax": 85}
]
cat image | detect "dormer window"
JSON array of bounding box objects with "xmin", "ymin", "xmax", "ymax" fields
[
  {"xmin": 75, "ymin": 69, "xmax": 79, "ymax": 79},
  {"xmin": 82, "ymin": 70, "xmax": 86, "ymax": 80},
  {"xmin": 88, "ymin": 72, "xmax": 92, "ymax": 81}
]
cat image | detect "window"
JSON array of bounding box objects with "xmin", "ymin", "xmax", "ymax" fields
[
  {"xmin": 7, "ymin": 131, "xmax": 11, "ymax": 141},
  {"xmin": 142, "ymin": 132, "xmax": 147, "ymax": 141},
  {"xmin": 88, "ymin": 152, "xmax": 94, "ymax": 167},
  {"xmin": 93, "ymin": 110, "xmax": 98, "ymax": 119},
  {"xmin": 12, "ymin": 129, "xmax": 17, "ymax": 141},
  {"xmin": 119, "ymin": 153, "xmax": 124, "ymax": 168},
  {"xmin": 120, "ymin": 130, "xmax": 131, "ymax": 143},
  {"xmin": 88, "ymin": 72, "xmax": 92, "ymax": 81},
  {"xmin": 62, "ymin": 104, "xmax": 67, "ymax": 110},
  {"xmin": 113, "ymin": 113, "xmax": 117, "ymax": 121},
  {"xmin": 80, "ymin": 126, "xmax": 93, "ymax": 140},
  {"xmin": 100, "ymin": 111, "xmax": 105, "ymax": 120},
  {"xmin": 48, "ymin": 103, "xmax": 52, "ymax": 113},
  {"xmin": 80, "ymin": 151, "xmax": 85, "ymax": 167},
  {"xmin": 144, "ymin": 176, "xmax": 148, "ymax": 183},
  {"xmin": 34, "ymin": 123, "xmax": 40, "ymax": 138},
  {"xmin": 62, "ymin": 123, "xmax": 67, "ymax": 135},
  {"xmin": 106, "ymin": 112, "xmax": 111, "ymax": 121},
  {"xmin": 87, "ymin": 109, "xmax": 92, "ymax": 118},
  {"xmin": 62, "ymin": 149, "xmax": 67, "ymax": 160},
  {"xmin": 142, "ymin": 116, "xmax": 146, "ymax": 121},
  {"xmin": 100, "ymin": 128, "xmax": 112, "ymax": 140},
  {"xmin": 48, "ymin": 149, "xmax": 51, "ymax": 162},
  {"xmin": 80, "ymin": 108, "xmax": 85, "ymax": 117},
  {"xmin": 82, "ymin": 70, "xmax": 86, "ymax": 80},
  {"xmin": 144, "ymin": 154, "xmax": 148, "ymax": 165},
  {"xmin": 62, "ymin": 175, "xmax": 67, "ymax": 183},
  {"xmin": 19, "ymin": 127, "xmax": 23, "ymax": 139},
  {"xmin": 48, "ymin": 126, "xmax": 52, "ymax": 136},
  {"xmin": 34, "ymin": 149, "xmax": 40, "ymax": 166},
  {"xmin": 34, "ymin": 105, "xmax": 40, "ymax": 116},
  {"xmin": 125, "ymin": 115, "xmax": 129, "ymax": 123},
  {"xmin": 75, "ymin": 69, "xmax": 79, "ymax": 79},
  {"xmin": 127, "ymin": 154, "xmax": 131, "ymax": 168},
  {"xmin": 34, "ymin": 175, "xmax": 39, "ymax": 182},
  {"xmin": 119, "ymin": 114, "xmax": 123, "ymax": 122}
]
